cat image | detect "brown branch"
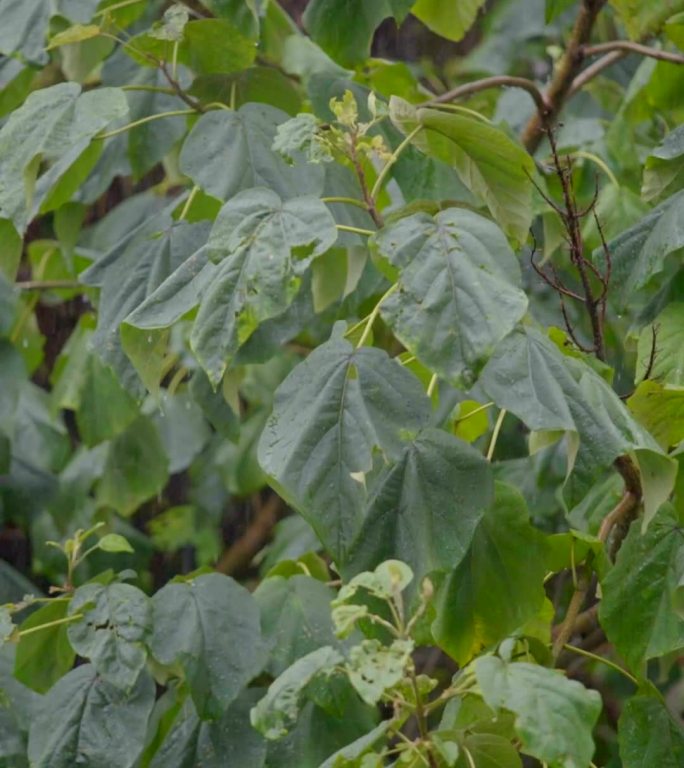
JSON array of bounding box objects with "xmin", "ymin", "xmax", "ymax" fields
[
  {"xmin": 424, "ymin": 75, "xmax": 550, "ymax": 118},
  {"xmin": 215, "ymin": 493, "xmax": 284, "ymax": 575},
  {"xmin": 349, "ymin": 134, "xmax": 383, "ymax": 228},
  {"xmin": 597, "ymin": 490, "xmax": 637, "ymax": 545},
  {"xmin": 522, "ymin": 0, "xmax": 608, "ymax": 152},
  {"xmin": 583, "ymin": 40, "xmax": 684, "ymax": 65},
  {"xmin": 553, "ymin": 567, "xmax": 591, "ymax": 661},
  {"xmin": 159, "ymin": 61, "xmax": 205, "ymax": 112},
  {"xmin": 569, "ymin": 50, "xmax": 627, "ymax": 95}
]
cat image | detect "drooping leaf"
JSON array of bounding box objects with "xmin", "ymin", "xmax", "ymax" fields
[
  {"xmin": 258, "ymin": 334, "xmax": 431, "ymax": 560},
  {"xmin": 14, "ymin": 599, "xmax": 75, "ymax": 694},
  {"xmin": 411, "ymin": 0, "xmax": 486, "ymax": 42},
  {"xmin": 480, "ymin": 327, "xmax": 677, "ymax": 521},
  {"xmin": 344, "ymin": 428, "xmax": 494, "ymax": 581},
  {"xmin": 179, "ymin": 104, "xmax": 324, "ymax": 202},
  {"xmin": 255, "ymin": 575, "xmax": 347, "ymax": 676},
  {"xmin": 0, "ymin": 83, "xmax": 128, "ymax": 232},
  {"xmin": 433, "ymin": 483, "xmax": 548, "ymax": 665},
  {"xmin": 599, "ymin": 504, "xmax": 684, "ymax": 670},
  {"xmin": 150, "ymin": 572, "xmax": 266, "ymax": 719},
  {"xmin": 474, "ymin": 655, "xmax": 602, "ymax": 768},
  {"xmin": 618, "ymin": 693, "xmax": 684, "ymax": 768},
  {"xmin": 190, "ymin": 189, "xmax": 337, "ymax": 383},
  {"xmin": 27, "ymin": 664, "xmax": 155, "ymax": 768},
  {"xmin": 148, "ymin": 689, "xmax": 267, "ymax": 768},
  {"xmin": 67, "ymin": 582, "xmax": 151, "ymax": 690},
  {"xmin": 303, "ymin": 0, "xmax": 414, "ymax": 66},
  {"xmin": 371, "ymin": 208, "xmax": 528, "ymax": 387}
]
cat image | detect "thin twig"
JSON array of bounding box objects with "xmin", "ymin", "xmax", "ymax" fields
[
  {"xmin": 159, "ymin": 61, "xmax": 205, "ymax": 112},
  {"xmin": 583, "ymin": 41, "xmax": 684, "ymax": 65},
  {"xmin": 569, "ymin": 50, "xmax": 627, "ymax": 95}
]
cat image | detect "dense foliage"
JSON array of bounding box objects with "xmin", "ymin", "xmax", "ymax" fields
[{"xmin": 2, "ymin": 0, "xmax": 684, "ymax": 765}]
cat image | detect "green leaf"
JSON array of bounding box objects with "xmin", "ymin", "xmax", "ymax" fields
[
  {"xmin": 599, "ymin": 504, "xmax": 684, "ymax": 670},
  {"xmin": 27, "ymin": 664, "xmax": 155, "ymax": 768},
  {"xmin": 190, "ymin": 189, "xmax": 337, "ymax": 383},
  {"xmin": 636, "ymin": 303, "xmax": 684, "ymax": 385},
  {"xmin": 545, "ymin": 0, "xmax": 576, "ymax": 21},
  {"xmin": 474, "ymin": 656, "xmax": 602, "ymax": 768},
  {"xmin": 318, "ymin": 721, "xmax": 391, "ymax": 768},
  {"xmin": 627, "ymin": 381, "xmax": 684, "ymax": 449},
  {"xmin": 182, "ymin": 18, "xmax": 256, "ymax": 75},
  {"xmin": 643, "ymin": 125, "xmax": 684, "ymax": 200},
  {"xmin": 258, "ymin": 334, "xmax": 431, "ymax": 561},
  {"xmin": 609, "ymin": 0, "xmax": 684, "ymax": 40},
  {"xmin": 250, "ymin": 646, "xmax": 343, "ymax": 739},
  {"xmin": 189, "ymin": 67, "xmax": 302, "ymax": 114},
  {"xmin": 411, "ymin": 0, "xmax": 486, "ymax": 42},
  {"xmin": 618, "ymin": 694, "xmax": 684, "ymax": 768},
  {"xmin": 0, "ymin": 645, "xmax": 40, "ymax": 764},
  {"xmin": 303, "ymin": 0, "xmax": 414, "ymax": 66},
  {"xmin": 255, "ymin": 575, "xmax": 347, "ymax": 676},
  {"xmin": 480, "ymin": 327, "xmax": 676, "ymax": 522},
  {"xmin": 14, "ymin": 600, "xmax": 75, "ymax": 694},
  {"xmin": 0, "ymin": 0, "xmax": 51, "ymax": 64},
  {"xmin": 457, "ymin": 732, "xmax": 522, "ymax": 768},
  {"xmin": 0, "ymin": 83, "xmax": 128, "ymax": 232},
  {"xmin": 179, "ymin": 105, "xmax": 324, "ymax": 202},
  {"xmin": 597, "ymin": 191, "xmax": 684, "ymax": 307},
  {"xmin": 371, "ymin": 208, "xmax": 528, "ymax": 387},
  {"xmin": 345, "ymin": 637, "xmax": 414, "ymax": 705},
  {"xmin": 393, "ymin": 103, "xmax": 535, "ymax": 243},
  {"xmin": 148, "ymin": 689, "xmax": 267, "ymax": 768},
  {"xmin": 149, "ymin": 392, "xmax": 211, "ymax": 474},
  {"xmin": 433, "ymin": 483, "xmax": 548, "ymax": 665},
  {"xmin": 98, "ymin": 533, "xmax": 134, "ymax": 553},
  {"xmin": 97, "ymin": 415, "xmax": 169, "ymax": 516},
  {"xmin": 344, "ymin": 428, "xmax": 494, "ymax": 581},
  {"xmin": 48, "ymin": 23, "xmax": 101, "ymax": 49},
  {"xmin": 67, "ymin": 582, "xmax": 151, "ymax": 689},
  {"xmin": 150, "ymin": 572, "xmax": 266, "ymax": 719}
]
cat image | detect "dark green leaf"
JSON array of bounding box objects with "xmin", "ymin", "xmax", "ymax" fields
[
  {"xmin": 150, "ymin": 572, "xmax": 266, "ymax": 718},
  {"xmin": 618, "ymin": 694, "xmax": 684, "ymax": 768},
  {"xmin": 372, "ymin": 208, "xmax": 527, "ymax": 386},
  {"xmin": 258, "ymin": 334, "xmax": 431, "ymax": 560}
]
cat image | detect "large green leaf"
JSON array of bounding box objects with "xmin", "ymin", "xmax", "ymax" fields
[
  {"xmin": 411, "ymin": 0, "xmax": 486, "ymax": 42},
  {"xmin": 148, "ymin": 690, "xmax": 267, "ymax": 768},
  {"xmin": 258, "ymin": 334, "xmax": 431, "ymax": 560},
  {"xmin": 150, "ymin": 573, "xmax": 266, "ymax": 719},
  {"xmin": 344, "ymin": 428, "xmax": 494, "ymax": 580},
  {"xmin": 597, "ymin": 191, "xmax": 684, "ymax": 307},
  {"xmin": 372, "ymin": 208, "xmax": 528, "ymax": 386},
  {"xmin": 480, "ymin": 327, "xmax": 677, "ymax": 520},
  {"xmin": 303, "ymin": 0, "xmax": 414, "ymax": 66},
  {"xmin": 27, "ymin": 664, "xmax": 155, "ymax": 768},
  {"xmin": 190, "ymin": 189, "xmax": 337, "ymax": 383},
  {"xmin": 255, "ymin": 575, "xmax": 347, "ymax": 676},
  {"xmin": 599, "ymin": 504, "xmax": 684, "ymax": 670},
  {"xmin": 609, "ymin": 0, "xmax": 684, "ymax": 40},
  {"xmin": 618, "ymin": 694, "xmax": 684, "ymax": 768},
  {"xmin": 14, "ymin": 600, "xmax": 75, "ymax": 694},
  {"xmin": 0, "ymin": 646, "xmax": 39, "ymax": 766},
  {"xmin": 179, "ymin": 104, "xmax": 324, "ymax": 202},
  {"xmin": 627, "ymin": 381, "xmax": 684, "ymax": 449},
  {"xmin": 0, "ymin": 83, "xmax": 128, "ymax": 232},
  {"xmin": 433, "ymin": 483, "xmax": 548, "ymax": 665},
  {"xmin": 67, "ymin": 582, "xmax": 151, "ymax": 690},
  {"xmin": 474, "ymin": 656, "xmax": 602, "ymax": 768}
]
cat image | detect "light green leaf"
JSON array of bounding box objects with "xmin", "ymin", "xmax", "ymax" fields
[
  {"xmin": 480, "ymin": 327, "xmax": 676, "ymax": 522},
  {"xmin": 27, "ymin": 664, "xmax": 155, "ymax": 768},
  {"xmin": 14, "ymin": 600, "xmax": 75, "ymax": 694},
  {"xmin": 250, "ymin": 646, "xmax": 343, "ymax": 739},
  {"xmin": 474, "ymin": 656, "xmax": 602, "ymax": 768},
  {"xmin": 255, "ymin": 575, "xmax": 346, "ymax": 676},
  {"xmin": 636, "ymin": 303, "xmax": 684, "ymax": 385},
  {"xmin": 627, "ymin": 381, "xmax": 684, "ymax": 448},
  {"xmin": 372, "ymin": 208, "xmax": 528, "ymax": 386},
  {"xmin": 47, "ymin": 24, "xmax": 101, "ymax": 49},
  {"xmin": 618, "ymin": 694, "xmax": 684, "ymax": 767},
  {"xmin": 643, "ymin": 124, "xmax": 684, "ymax": 200},
  {"xmin": 0, "ymin": 83, "xmax": 128, "ymax": 232},
  {"xmin": 303, "ymin": 0, "xmax": 414, "ymax": 66},
  {"xmin": 344, "ymin": 428, "xmax": 494, "ymax": 580},
  {"xmin": 599, "ymin": 504, "xmax": 684, "ymax": 670},
  {"xmin": 98, "ymin": 533, "xmax": 134, "ymax": 553},
  {"xmin": 97, "ymin": 415, "xmax": 169, "ymax": 516},
  {"xmin": 150, "ymin": 573, "xmax": 266, "ymax": 719},
  {"xmin": 318, "ymin": 721, "xmax": 391, "ymax": 768},
  {"xmin": 258, "ymin": 335, "xmax": 431, "ymax": 561},
  {"xmin": 148, "ymin": 689, "xmax": 267, "ymax": 768},
  {"xmin": 149, "ymin": 3, "xmax": 188, "ymax": 41},
  {"xmin": 433, "ymin": 483, "xmax": 548, "ymax": 665},
  {"xmin": 411, "ymin": 0, "xmax": 486, "ymax": 42},
  {"xmin": 67, "ymin": 582, "xmax": 151, "ymax": 690},
  {"xmin": 179, "ymin": 104, "xmax": 324, "ymax": 202},
  {"xmin": 190, "ymin": 189, "xmax": 337, "ymax": 383},
  {"xmin": 346, "ymin": 638, "xmax": 414, "ymax": 705}
]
